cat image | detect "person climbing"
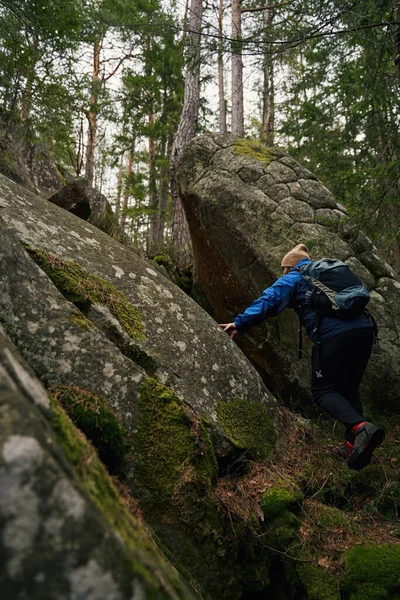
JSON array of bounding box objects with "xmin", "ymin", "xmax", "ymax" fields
[{"xmin": 220, "ymin": 243, "xmax": 384, "ymax": 471}]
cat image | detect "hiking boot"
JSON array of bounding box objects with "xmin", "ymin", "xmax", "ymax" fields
[
  {"xmin": 334, "ymin": 440, "xmax": 353, "ymax": 458},
  {"xmin": 347, "ymin": 421, "xmax": 385, "ymax": 471}
]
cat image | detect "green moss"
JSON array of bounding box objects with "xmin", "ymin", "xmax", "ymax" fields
[
  {"xmin": 70, "ymin": 309, "xmax": 94, "ymax": 330},
  {"xmin": 126, "ymin": 344, "xmax": 158, "ymax": 376},
  {"xmin": 26, "ymin": 247, "xmax": 144, "ymax": 340},
  {"xmin": 131, "ymin": 379, "xmax": 239, "ymax": 597},
  {"xmin": 260, "ymin": 486, "xmax": 303, "ymax": 522},
  {"xmin": 90, "ymin": 203, "xmax": 117, "ymax": 235},
  {"xmin": 48, "ymin": 395, "xmax": 185, "ymax": 595},
  {"xmin": 349, "ymin": 583, "xmax": 389, "ymax": 600},
  {"xmin": 344, "ymin": 544, "xmax": 400, "ymax": 595},
  {"xmin": 266, "ymin": 510, "xmax": 302, "ymax": 552},
  {"xmin": 216, "ymin": 398, "xmax": 276, "ymax": 461},
  {"xmin": 51, "ymin": 385, "xmax": 128, "ymax": 471},
  {"xmin": 134, "ymin": 378, "xmax": 218, "ymax": 511},
  {"xmin": 234, "ymin": 139, "xmax": 273, "ymax": 166},
  {"xmin": 153, "ymin": 254, "xmax": 173, "ymax": 268},
  {"xmin": 296, "ymin": 563, "xmax": 340, "ymax": 600},
  {"xmin": 312, "ymin": 503, "xmax": 352, "ymax": 528}
]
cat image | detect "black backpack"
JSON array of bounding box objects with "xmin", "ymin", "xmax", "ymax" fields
[
  {"xmin": 298, "ymin": 258, "xmax": 370, "ymax": 316},
  {"xmin": 295, "ymin": 259, "xmax": 377, "ymax": 359}
]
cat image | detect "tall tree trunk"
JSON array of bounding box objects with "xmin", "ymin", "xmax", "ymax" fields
[
  {"xmin": 231, "ymin": 0, "xmax": 244, "ymax": 136},
  {"xmin": 20, "ymin": 33, "xmax": 38, "ymax": 121},
  {"xmin": 218, "ymin": 0, "xmax": 227, "ymax": 133},
  {"xmin": 120, "ymin": 142, "xmax": 134, "ymax": 233},
  {"xmin": 170, "ymin": 0, "xmax": 203, "ymax": 265},
  {"xmin": 86, "ymin": 39, "xmax": 101, "ymax": 189},
  {"xmin": 261, "ymin": 1, "xmax": 274, "ymax": 145},
  {"xmin": 76, "ymin": 118, "xmax": 84, "ymax": 176},
  {"xmin": 115, "ymin": 149, "xmax": 125, "ymax": 223},
  {"xmin": 394, "ymin": 0, "xmax": 400, "ymax": 80}
]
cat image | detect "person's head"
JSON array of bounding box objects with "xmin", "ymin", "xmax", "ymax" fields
[{"xmin": 281, "ymin": 243, "xmax": 310, "ymax": 274}]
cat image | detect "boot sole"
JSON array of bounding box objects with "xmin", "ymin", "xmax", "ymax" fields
[{"xmin": 347, "ymin": 427, "xmax": 385, "ymax": 471}]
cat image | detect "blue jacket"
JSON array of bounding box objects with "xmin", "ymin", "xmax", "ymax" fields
[{"xmin": 234, "ymin": 258, "xmax": 372, "ymax": 343}]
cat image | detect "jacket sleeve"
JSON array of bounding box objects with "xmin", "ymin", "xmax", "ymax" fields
[{"xmin": 233, "ymin": 270, "xmax": 301, "ymax": 333}]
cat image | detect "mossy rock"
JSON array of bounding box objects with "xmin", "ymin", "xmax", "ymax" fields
[
  {"xmin": 48, "ymin": 395, "xmax": 191, "ymax": 595},
  {"xmin": 133, "ymin": 378, "xmax": 218, "ymax": 511},
  {"xmin": 260, "ymin": 486, "xmax": 303, "ymax": 522},
  {"xmin": 265, "ymin": 510, "xmax": 302, "ymax": 553},
  {"xmin": 349, "ymin": 583, "xmax": 389, "ymax": 600},
  {"xmin": 51, "ymin": 385, "xmax": 128, "ymax": 471},
  {"xmin": 130, "ymin": 379, "xmax": 244, "ymax": 599},
  {"xmin": 216, "ymin": 398, "xmax": 276, "ymax": 462},
  {"xmin": 344, "ymin": 544, "xmax": 400, "ymax": 596},
  {"xmin": 296, "ymin": 563, "xmax": 340, "ymax": 600},
  {"xmin": 26, "ymin": 247, "xmax": 144, "ymax": 340}
]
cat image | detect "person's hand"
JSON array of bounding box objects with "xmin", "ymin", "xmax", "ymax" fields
[{"xmin": 219, "ymin": 323, "xmax": 238, "ymax": 339}]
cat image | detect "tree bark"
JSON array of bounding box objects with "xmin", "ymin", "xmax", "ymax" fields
[
  {"xmin": 231, "ymin": 0, "xmax": 244, "ymax": 136},
  {"xmin": 85, "ymin": 40, "xmax": 101, "ymax": 189},
  {"xmin": 20, "ymin": 33, "xmax": 38, "ymax": 121},
  {"xmin": 394, "ymin": 0, "xmax": 400, "ymax": 80},
  {"xmin": 218, "ymin": 0, "xmax": 227, "ymax": 133},
  {"xmin": 115, "ymin": 149, "xmax": 125, "ymax": 223},
  {"xmin": 120, "ymin": 143, "xmax": 134, "ymax": 233},
  {"xmin": 261, "ymin": 1, "xmax": 274, "ymax": 145},
  {"xmin": 170, "ymin": 0, "xmax": 203, "ymax": 265}
]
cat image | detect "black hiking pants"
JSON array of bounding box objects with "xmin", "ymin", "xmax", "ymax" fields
[{"xmin": 311, "ymin": 327, "xmax": 374, "ymax": 439}]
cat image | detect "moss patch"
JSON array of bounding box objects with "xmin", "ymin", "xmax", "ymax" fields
[
  {"xmin": 126, "ymin": 344, "xmax": 158, "ymax": 376},
  {"xmin": 234, "ymin": 139, "xmax": 273, "ymax": 166},
  {"xmin": 216, "ymin": 398, "xmax": 276, "ymax": 462},
  {"xmin": 296, "ymin": 563, "xmax": 340, "ymax": 600},
  {"xmin": 48, "ymin": 395, "xmax": 187, "ymax": 595},
  {"xmin": 260, "ymin": 486, "xmax": 303, "ymax": 522},
  {"xmin": 70, "ymin": 309, "xmax": 94, "ymax": 330},
  {"xmin": 134, "ymin": 378, "xmax": 218, "ymax": 510},
  {"xmin": 131, "ymin": 379, "xmax": 243, "ymax": 598},
  {"xmin": 51, "ymin": 385, "xmax": 128, "ymax": 471},
  {"xmin": 344, "ymin": 544, "xmax": 400, "ymax": 596},
  {"xmin": 26, "ymin": 247, "xmax": 144, "ymax": 340}
]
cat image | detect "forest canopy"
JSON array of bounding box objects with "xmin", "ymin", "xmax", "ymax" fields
[{"xmin": 0, "ymin": 0, "xmax": 399, "ymax": 269}]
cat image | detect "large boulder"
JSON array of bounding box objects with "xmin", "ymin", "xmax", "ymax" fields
[
  {"xmin": 48, "ymin": 178, "xmax": 123, "ymax": 239},
  {"xmin": 0, "ymin": 172, "xmax": 285, "ymax": 598},
  {"xmin": 0, "ymin": 326, "xmax": 196, "ymax": 600},
  {"xmin": 177, "ymin": 134, "xmax": 400, "ymax": 415},
  {"xmin": 0, "ymin": 120, "xmax": 63, "ymax": 197}
]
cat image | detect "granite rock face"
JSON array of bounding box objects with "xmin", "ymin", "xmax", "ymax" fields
[
  {"xmin": 177, "ymin": 134, "xmax": 400, "ymax": 413},
  {"xmin": 0, "ymin": 172, "xmax": 283, "ymax": 433},
  {"xmin": 0, "ymin": 327, "xmax": 196, "ymax": 600},
  {"xmin": 0, "ymin": 172, "xmax": 286, "ymax": 599}
]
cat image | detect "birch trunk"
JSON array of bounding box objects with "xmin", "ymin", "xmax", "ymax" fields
[
  {"xmin": 85, "ymin": 40, "xmax": 101, "ymax": 189},
  {"xmin": 231, "ymin": 0, "xmax": 244, "ymax": 137},
  {"xmin": 218, "ymin": 0, "xmax": 227, "ymax": 133},
  {"xmin": 170, "ymin": 0, "xmax": 203, "ymax": 265}
]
